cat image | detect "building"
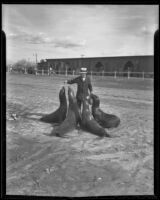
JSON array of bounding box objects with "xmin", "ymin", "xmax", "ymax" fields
[{"xmin": 37, "ymin": 55, "xmax": 154, "ymax": 74}]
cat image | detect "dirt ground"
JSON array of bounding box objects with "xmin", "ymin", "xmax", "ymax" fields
[{"xmin": 6, "ymin": 73, "xmax": 153, "ymax": 196}]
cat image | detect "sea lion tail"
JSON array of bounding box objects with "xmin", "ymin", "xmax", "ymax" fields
[
  {"xmin": 102, "ymin": 129, "xmax": 114, "ymax": 138},
  {"xmin": 49, "ymin": 128, "xmax": 69, "ymax": 138},
  {"xmin": 104, "ymin": 132, "xmax": 112, "ymax": 137},
  {"xmin": 48, "ymin": 131, "xmax": 62, "ymax": 137},
  {"xmin": 105, "ymin": 133, "xmax": 120, "ymax": 138}
]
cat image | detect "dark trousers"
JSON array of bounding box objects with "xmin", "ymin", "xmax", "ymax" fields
[
  {"xmin": 77, "ymin": 99, "xmax": 82, "ymax": 112},
  {"xmin": 77, "ymin": 96, "xmax": 91, "ymax": 112}
]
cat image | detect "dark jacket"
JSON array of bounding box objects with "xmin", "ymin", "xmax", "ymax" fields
[{"xmin": 67, "ymin": 75, "xmax": 92, "ymax": 101}]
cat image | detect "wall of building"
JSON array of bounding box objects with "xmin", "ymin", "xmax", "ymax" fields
[{"xmin": 38, "ymin": 55, "xmax": 153, "ymax": 73}]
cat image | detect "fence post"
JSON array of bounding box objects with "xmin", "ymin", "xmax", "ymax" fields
[
  {"xmin": 91, "ymin": 71, "xmax": 92, "ymax": 80},
  {"xmin": 142, "ymin": 71, "xmax": 144, "ymax": 80},
  {"xmin": 66, "ymin": 69, "xmax": 68, "ymax": 76},
  {"xmin": 24, "ymin": 68, "xmax": 27, "ymax": 74},
  {"xmin": 73, "ymin": 70, "xmax": 75, "ymax": 76},
  {"xmin": 128, "ymin": 70, "xmax": 130, "ymax": 79},
  {"xmin": 102, "ymin": 70, "xmax": 104, "ymax": 79},
  {"xmin": 114, "ymin": 71, "xmax": 117, "ymax": 79},
  {"xmin": 42, "ymin": 69, "xmax": 44, "ymax": 76}
]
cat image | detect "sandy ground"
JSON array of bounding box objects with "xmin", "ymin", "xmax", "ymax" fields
[{"xmin": 6, "ymin": 73, "xmax": 153, "ymax": 196}]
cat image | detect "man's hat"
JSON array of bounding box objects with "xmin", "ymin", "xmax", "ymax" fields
[{"xmin": 80, "ymin": 67, "xmax": 87, "ymax": 73}]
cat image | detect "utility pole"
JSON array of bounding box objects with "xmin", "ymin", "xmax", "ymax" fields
[
  {"xmin": 33, "ymin": 53, "xmax": 38, "ymax": 74},
  {"xmin": 33, "ymin": 53, "xmax": 38, "ymax": 65}
]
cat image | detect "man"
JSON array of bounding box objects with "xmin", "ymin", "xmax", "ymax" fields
[{"xmin": 64, "ymin": 67, "xmax": 93, "ymax": 112}]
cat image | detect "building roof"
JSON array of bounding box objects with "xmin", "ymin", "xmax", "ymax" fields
[{"xmin": 46, "ymin": 55, "xmax": 153, "ymax": 61}]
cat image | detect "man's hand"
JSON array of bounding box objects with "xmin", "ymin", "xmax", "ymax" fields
[{"xmin": 86, "ymin": 96, "xmax": 90, "ymax": 100}]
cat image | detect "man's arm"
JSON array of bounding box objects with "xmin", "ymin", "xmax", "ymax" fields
[{"xmin": 64, "ymin": 76, "xmax": 79, "ymax": 84}]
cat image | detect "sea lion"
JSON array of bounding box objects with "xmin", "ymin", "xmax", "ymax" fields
[
  {"xmin": 50, "ymin": 86, "xmax": 81, "ymax": 137},
  {"xmin": 40, "ymin": 86, "xmax": 67, "ymax": 124},
  {"xmin": 81, "ymin": 98, "xmax": 111, "ymax": 138},
  {"xmin": 90, "ymin": 93, "xmax": 120, "ymax": 128}
]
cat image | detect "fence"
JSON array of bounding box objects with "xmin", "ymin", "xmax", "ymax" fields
[
  {"xmin": 9, "ymin": 69, "xmax": 154, "ymax": 80},
  {"xmin": 35, "ymin": 69, "xmax": 153, "ymax": 79}
]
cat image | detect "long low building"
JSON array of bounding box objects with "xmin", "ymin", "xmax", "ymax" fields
[{"xmin": 37, "ymin": 55, "xmax": 154, "ymax": 73}]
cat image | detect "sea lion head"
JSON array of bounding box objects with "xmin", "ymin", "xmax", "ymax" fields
[
  {"xmin": 59, "ymin": 86, "xmax": 66, "ymax": 103},
  {"xmin": 68, "ymin": 86, "xmax": 81, "ymax": 123},
  {"xmin": 82, "ymin": 99, "xmax": 93, "ymax": 122},
  {"xmin": 68, "ymin": 86, "xmax": 76, "ymax": 104},
  {"xmin": 82, "ymin": 97, "xmax": 90, "ymax": 111},
  {"xmin": 90, "ymin": 93, "xmax": 100, "ymax": 107},
  {"xmin": 60, "ymin": 86, "xmax": 65, "ymax": 94}
]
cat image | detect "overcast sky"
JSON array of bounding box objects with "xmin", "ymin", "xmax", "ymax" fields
[{"xmin": 2, "ymin": 4, "xmax": 159, "ymax": 63}]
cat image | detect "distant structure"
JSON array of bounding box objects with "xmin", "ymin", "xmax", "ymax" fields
[{"xmin": 37, "ymin": 55, "xmax": 153, "ymax": 73}]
